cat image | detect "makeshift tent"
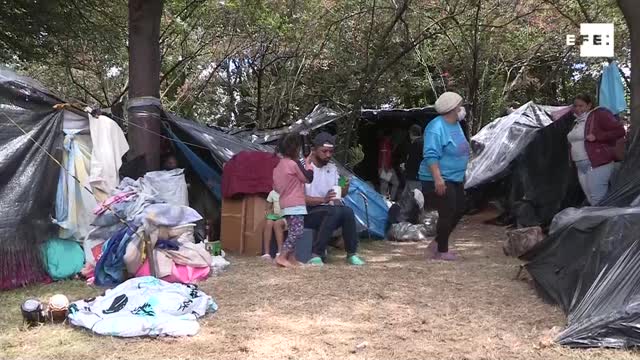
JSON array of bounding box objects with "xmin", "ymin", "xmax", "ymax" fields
[
  {"xmin": 0, "ymin": 69, "xmax": 130, "ymax": 289},
  {"xmin": 464, "ymin": 102, "xmax": 583, "ymax": 227},
  {"xmin": 356, "ymin": 107, "xmax": 446, "ymax": 188},
  {"xmin": 0, "ymin": 69, "xmax": 63, "ymax": 289},
  {"xmin": 164, "ymin": 111, "xmax": 390, "ymax": 239},
  {"xmin": 521, "ymin": 89, "xmax": 640, "ymax": 347}
]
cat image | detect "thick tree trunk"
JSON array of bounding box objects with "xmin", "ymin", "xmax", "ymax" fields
[
  {"xmin": 127, "ymin": 0, "xmax": 164, "ymax": 172},
  {"xmin": 618, "ymin": 0, "xmax": 640, "ymax": 140}
]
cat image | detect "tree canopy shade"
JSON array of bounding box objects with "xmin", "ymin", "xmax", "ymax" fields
[{"xmin": 1, "ymin": 0, "xmax": 633, "ymax": 138}]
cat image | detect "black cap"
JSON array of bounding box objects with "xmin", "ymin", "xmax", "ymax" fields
[{"xmin": 312, "ymin": 132, "xmax": 336, "ymax": 148}]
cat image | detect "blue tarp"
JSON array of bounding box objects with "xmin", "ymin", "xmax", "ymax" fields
[
  {"xmin": 342, "ymin": 175, "xmax": 389, "ymax": 239},
  {"xmin": 599, "ymin": 61, "xmax": 627, "ymax": 115},
  {"xmin": 165, "ymin": 126, "xmax": 222, "ymax": 200}
]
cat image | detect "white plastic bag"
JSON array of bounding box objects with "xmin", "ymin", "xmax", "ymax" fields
[{"xmin": 143, "ymin": 169, "xmax": 189, "ymax": 206}]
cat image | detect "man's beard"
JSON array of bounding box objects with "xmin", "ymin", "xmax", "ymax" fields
[{"xmin": 315, "ymin": 156, "xmax": 330, "ymax": 166}]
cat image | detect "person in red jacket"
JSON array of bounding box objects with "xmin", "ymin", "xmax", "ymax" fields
[
  {"xmin": 567, "ymin": 94, "xmax": 626, "ymax": 205},
  {"xmin": 378, "ymin": 130, "xmax": 399, "ymax": 200}
]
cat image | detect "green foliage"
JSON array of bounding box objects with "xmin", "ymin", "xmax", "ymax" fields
[
  {"xmin": 2, "ymin": 0, "xmax": 631, "ymax": 137},
  {"xmin": 345, "ymin": 144, "xmax": 365, "ymax": 170}
]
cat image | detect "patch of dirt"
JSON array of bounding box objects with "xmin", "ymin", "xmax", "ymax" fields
[{"xmin": 1, "ymin": 212, "xmax": 638, "ymax": 359}]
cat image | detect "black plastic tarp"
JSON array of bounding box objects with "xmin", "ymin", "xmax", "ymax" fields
[
  {"xmin": 522, "ymin": 116, "xmax": 640, "ymax": 347},
  {"xmin": 0, "ymin": 69, "xmax": 63, "ymax": 289},
  {"xmin": 165, "ymin": 112, "xmax": 271, "ymax": 169},
  {"xmin": 465, "ymin": 102, "xmax": 583, "ymax": 227},
  {"xmin": 523, "ymin": 206, "xmax": 640, "ymax": 347}
]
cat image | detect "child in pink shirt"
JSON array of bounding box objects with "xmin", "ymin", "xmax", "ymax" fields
[{"xmin": 272, "ymin": 133, "xmax": 313, "ymax": 268}]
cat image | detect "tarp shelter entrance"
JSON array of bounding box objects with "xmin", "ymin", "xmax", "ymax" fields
[
  {"xmin": 464, "ymin": 102, "xmax": 584, "ymax": 228},
  {"xmin": 160, "ymin": 112, "xmax": 274, "ymax": 242},
  {"xmin": 355, "ymin": 107, "xmax": 444, "ymax": 190},
  {"xmin": 0, "ymin": 69, "xmax": 129, "ymax": 290},
  {"xmin": 521, "ymin": 134, "xmax": 640, "ymax": 347},
  {"xmin": 164, "ymin": 111, "xmax": 390, "ymax": 239}
]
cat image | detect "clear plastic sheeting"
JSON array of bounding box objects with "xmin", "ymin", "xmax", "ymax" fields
[
  {"xmin": 233, "ymin": 105, "xmax": 341, "ymax": 144},
  {"xmin": 465, "ymin": 102, "xmax": 561, "ymax": 189},
  {"xmin": 465, "ymin": 102, "xmax": 582, "ymax": 228},
  {"xmin": 388, "ymin": 211, "xmax": 437, "ymax": 242},
  {"xmin": 420, "ymin": 211, "xmax": 438, "ymax": 237},
  {"xmin": 388, "ymin": 222, "xmax": 429, "ymax": 242}
]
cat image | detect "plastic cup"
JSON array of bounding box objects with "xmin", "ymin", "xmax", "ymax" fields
[{"xmin": 333, "ymin": 186, "xmax": 342, "ymax": 199}]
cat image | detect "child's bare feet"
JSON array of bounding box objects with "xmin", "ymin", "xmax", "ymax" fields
[
  {"xmin": 275, "ymin": 253, "xmax": 294, "ymax": 268},
  {"xmin": 287, "ymin": 253, "xmax": 302, "ymax": 267}
]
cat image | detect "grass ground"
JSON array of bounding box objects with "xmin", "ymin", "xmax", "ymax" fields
[{"xmin": 1, "ymin": 211, "xmax": 638, "ymax": 360}]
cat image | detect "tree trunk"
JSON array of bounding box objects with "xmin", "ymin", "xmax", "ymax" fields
[
  {"xmin": 618, "ymin": 0, "xmax": 640, "ymax": 140},
  {"xmin": 127, "ymin": 0, "xmax": 164, "ymax": 172}
]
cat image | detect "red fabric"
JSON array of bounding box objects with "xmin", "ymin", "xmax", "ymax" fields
[
  {"xmin": 585, "ymin": 108, "xmax": 626, "ymax": 168},
  {"xmin": 378, "ymin": 137, "xmax": 393, "ymax": 170},
  {"xmin": 222, "ymin": 151, "xmax": 280, "ymax": 198}
]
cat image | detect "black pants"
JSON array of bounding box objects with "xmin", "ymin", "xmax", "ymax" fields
[
  {"xmin": 305, "ymin": 205, "xmax": 359, "ymax": 257},
  {"xmin": 422, "ymin": 181, "xmax": 466, "ymax": 253}
]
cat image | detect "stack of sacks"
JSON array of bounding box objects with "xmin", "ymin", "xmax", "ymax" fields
[{"xmin": 82, "ymin": 169, "xmax": 213, "ymax": 286}]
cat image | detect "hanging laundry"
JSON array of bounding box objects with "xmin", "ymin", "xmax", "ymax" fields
[
  {"xmin": 599, "ymin": 61, "xmax": 627, "ymax": 115},
  {"xmin": 54, "ymin": 129, "xmax": 98, "ymax": 240},
  {"xmin": 89, "ymin": 114, "xmax": 129, "ymax": 202}
]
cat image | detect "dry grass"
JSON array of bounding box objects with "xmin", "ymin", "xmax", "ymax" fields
[{"xmin": 1, "ymin": 211, "xmax": 638, "ymax": 360}]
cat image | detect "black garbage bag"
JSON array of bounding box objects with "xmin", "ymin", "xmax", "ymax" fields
[{"xmin": 386, "ymin": 189, "xmax": 421, "ymax": 232}]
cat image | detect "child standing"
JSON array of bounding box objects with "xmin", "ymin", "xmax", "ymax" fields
[
  {"xmin": 272, "ymin": 133, "xmax": 313, "ymax": 268},
  {"xmin": 261, "ymin": 190, "xmax": 286, "ymax": 260}
]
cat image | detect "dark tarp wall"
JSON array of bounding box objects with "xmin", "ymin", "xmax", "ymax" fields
[
  {"xmin": 465, "ymin": 102, "xmax": 583, "ymax": 228},
  {"xmin": 522, "ymin": 106, "xmax": 640, "ymax": 347},
  {"xmin": 165, "ymin": 112, "xmax": 271, "ymax": 169},
  {"xmin": 523, "ymin": 207, "xmax": 640, "ymax": 348},
  {"xmin": 0, "ymin": 70, "xmax": 64, "ymax": 289},
  {"xmin": 500, "ymin": 114, "xmax": 585, "ymax": 227},
  {"xmin": 355, "ymin": 107, "xmax": 442, "ymax": 186}
]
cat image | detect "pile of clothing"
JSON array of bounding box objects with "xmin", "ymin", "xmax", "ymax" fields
[{"xmin": 82, "ymin": 169, "xmax": 222, "ymax": 286}]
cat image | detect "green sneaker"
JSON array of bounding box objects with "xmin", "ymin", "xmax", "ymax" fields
[
  {"xmin": 347, "ymin": 254, "xmax": 365, "ymax": 266},
  {"xmin": 307, "ymin": 256, "xmax": 324, "ymax": 266}
]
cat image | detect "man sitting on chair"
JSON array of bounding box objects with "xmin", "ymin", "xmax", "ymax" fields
[{"xmin": 304, "ymin": 132, "xmax": 365, "ymax": 266}]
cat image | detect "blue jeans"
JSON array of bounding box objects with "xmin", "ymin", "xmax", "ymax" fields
[
  {"xmin": 305, "ymin": 205, "xmax": 359, "ymax": 257},
  {"xmin": 575, "ymin": 160, "xmax": 614, "ymax": 205}
]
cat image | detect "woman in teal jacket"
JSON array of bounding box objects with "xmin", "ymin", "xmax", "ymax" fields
[{"xmin": 419, "ymin": 92, "xmax": 470, "ymax": 261}]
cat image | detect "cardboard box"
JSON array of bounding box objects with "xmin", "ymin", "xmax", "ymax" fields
[{"xmin": 220, "ymin": 195, "xmax": 267, "ymax": 255}]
